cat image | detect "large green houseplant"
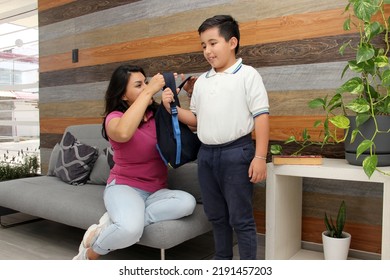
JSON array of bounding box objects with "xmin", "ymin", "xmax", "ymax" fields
[{"xmin": 271, "ymin": 0, "xmax": 390, "ymax": 178}]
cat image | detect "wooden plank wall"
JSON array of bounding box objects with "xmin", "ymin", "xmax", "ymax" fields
[{"xmin": 38, "ymin": 0, "xmax": 385, "ymax": 255}]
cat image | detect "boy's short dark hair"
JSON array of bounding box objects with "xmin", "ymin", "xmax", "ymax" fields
[{"xmin": 198, "ymin": 15, "xmax": 240, "ymax": 55}]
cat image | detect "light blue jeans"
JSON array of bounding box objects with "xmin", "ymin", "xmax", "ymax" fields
[{"xmin": 92, "ymin": 180, "xmax": 196, "ymax": 255}]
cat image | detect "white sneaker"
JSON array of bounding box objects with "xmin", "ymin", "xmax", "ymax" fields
[
  {"xmin": 72, "ymin": 212, "xmax": 111, "ymax": 260},
  {"xmin": 72, "ymin": 246, "xmax": 88, "ymax": 260}
]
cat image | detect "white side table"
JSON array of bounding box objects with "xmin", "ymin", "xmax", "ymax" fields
[{"xmin": 266, "ymin": 158, "xmax": 390, "ymax": 260}]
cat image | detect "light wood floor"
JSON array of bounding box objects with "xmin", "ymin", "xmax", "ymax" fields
[{"xmin": 0, "ymin": 212, "xmax": 265, "ymax": 260}]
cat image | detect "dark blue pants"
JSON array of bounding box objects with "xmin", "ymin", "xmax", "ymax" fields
[{"xmin": 197, "ymin": 134, "xmax": 257, "ymax": 260}]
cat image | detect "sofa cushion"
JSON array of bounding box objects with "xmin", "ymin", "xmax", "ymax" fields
[
  {"xmin": 89, "ymin": 153, "xmax": 110, "ymax": 185},
  {"xmin": 54, "ymin": 131, "xmax": 99, "ymax": 185},
  {"xmin": 47, "ymin": 143, "xmax": 60, "ymax": 176},
  {"xmin": 168, "ymin": 162, "xmax": 202, "ymax": 203},
  {"xmin": 88, "ymin": 146, "xmax": 115, "ymax": 185}
]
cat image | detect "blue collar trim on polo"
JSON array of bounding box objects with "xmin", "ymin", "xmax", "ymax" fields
[{"xmin": 206, "ymin": 58, "xmax": 243, "ymax": 78}]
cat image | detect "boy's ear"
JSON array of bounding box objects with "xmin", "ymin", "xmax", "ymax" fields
[{"xmin": 229, "ymin": 37, "xmax": 238, "ymax": 50}]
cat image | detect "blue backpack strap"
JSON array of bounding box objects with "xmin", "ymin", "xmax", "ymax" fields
[{"xmin": 162, "ymin": 73, "xmax": 182, "ymax": 165}]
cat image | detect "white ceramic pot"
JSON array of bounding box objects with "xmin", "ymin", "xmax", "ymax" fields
[{"xmin": 322, "ymin": 231, "xmax": 351, "ymax": 260}]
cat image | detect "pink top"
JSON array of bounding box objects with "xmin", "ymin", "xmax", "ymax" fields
[{"xmin": 106, "ymin": 110, "xmax": 167, "ymax": 192}]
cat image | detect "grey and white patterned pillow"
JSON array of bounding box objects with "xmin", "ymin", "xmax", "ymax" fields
[{"xmin": 54, "ymin": 131, "xmax": 99, "ymax": 185}]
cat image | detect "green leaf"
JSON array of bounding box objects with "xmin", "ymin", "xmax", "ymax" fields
[
  {"xmin": 327, "ymin": 93, "xmax": 342, "ymax": 108},
  {"xmin": 346, "ymin": 98, "xmax": 370, "ymax": 113},
  {"xmin": 365, "ymin": 21, "xmax": 383, "ymax": 40},
  {"xmin": 356, "ymin": 44, "xmax": 375, "ymax": 64},
  {"xmin": 308, "ymin": 98, "xmax": 325, "ymax": 109},
  {"xmin": 270, "ymin": 144, "xmax": 282, "ymax": 155},
  {"xmin": 352, "ymin": 0, "xmax": 381, "ymax": 22},
  {"xmin": 361, "ymin": 59, "xmax": 376, "ymax": 75},
  {"xmin": 336, "ymin": 201, "xmax": 346, "ymax": 237},
  {"xmin": 302, "ymin": 128, "xmax": 310, "ymax": 141},
  {"xmin": 348, "ymin": 60, "xmax": 364, "ymax": 73},
  {"xmin": 375, "ymin": 55, "xmax": 389, "ymax": 68},
  {"xmin": 324, "ymin": 213, "xmax": 332, "ymax": 233},
  {"xmin": 329, "ymin": 115, "xmax": 350, "ymax": 129},
  {"xmin": 356, "ymin": 139, "xmax": 373, "ymax": 157},
  {"xmin": 381, "ymin": 96, "xmax": 390, "ymax": 114},
  {"xmin": 284, "ymin": 136, "xmax": 296, "ymax": 144},
  {"xmin": 363, "ymin": 155, "xmax": 378, "ymax": 178},
  {"xmin": 366, "ymin": 84, "xmax": 379, "ymax": 99},
  {"xmin": 313, "ymin": 120, "xmax": 322, "ymax": 127},
  {"xmin": 350, "ymin": 128, "xmax": 359, "ymax": 143},
  {"xmin": 343, "ymin": 18, "xmax": 351, "ymax": 31},
  {"xmin": 339, "ymin": 41, "xmax": 350, "ymax": 55},
  {"xmin": 382, "ymin": 69, "xmax": 390, "ymax": 87},
  {"xmin": 337, "ymin": 77, "xmax": 364, "ymax": 95},
  {"xmin": 355, "ymin": 113, "xmax": 371, "ymax": 127},
  {"xmin": 341, "ymin": 64, "xmax": 350, "ymax": 79}
]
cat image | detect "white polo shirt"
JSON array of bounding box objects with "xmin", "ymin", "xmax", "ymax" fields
[{"xmin": 190, "ymin": 58, "xmax": 269, "ymax": 145}]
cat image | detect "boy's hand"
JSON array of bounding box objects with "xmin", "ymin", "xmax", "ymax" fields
[
  {"xmin": 181, "ymin": 75, "xmax": 197, "ymax": 97},
  {"xmin": 248, "ymin": 159, "xmax": 267, "ymax": 183},
  {"xmin": 161, "ymin": 88, "xmax": 175, "ymax": 113}
]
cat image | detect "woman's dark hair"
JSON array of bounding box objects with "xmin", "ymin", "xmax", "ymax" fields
[
  {"xmin": 101, "ymin": 64, "xmax": 159, "ymax": 140},
  {"xmin": 198, "ymin": 15, "xmax": 240, "ymax": 55}
]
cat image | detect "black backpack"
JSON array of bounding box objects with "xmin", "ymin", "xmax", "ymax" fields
[{"xmin": 155, "ymin": 73, "xmax": 201, "ymax": 168}]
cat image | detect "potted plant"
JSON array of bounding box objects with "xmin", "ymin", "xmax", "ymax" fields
[
  {"xmin": 271, "ymin": 0, "xmax": 390, "ymax": 178},
  {"xmin": 322, "ymin": 200, "xmax": 351, "ymax": 260},
  {"xmin": 0, "ymin": 150, "xmax": 40, "ymax": 222},
  {"xmin": 0, "ymin": 152, "xmax": 39, "ymax": 181}
]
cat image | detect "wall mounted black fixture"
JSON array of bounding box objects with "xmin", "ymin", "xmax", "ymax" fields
[{"xmin": 72, "ymin": 49, "xmax": 79, "ymax": 63}]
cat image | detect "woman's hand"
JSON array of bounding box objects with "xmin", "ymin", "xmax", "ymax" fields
[{"xmin": 146, "ymin": 73, "xmax": 165, "ymax": 95}]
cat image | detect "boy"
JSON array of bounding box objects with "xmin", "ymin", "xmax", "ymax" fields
[{"xmin": 162, "ymin": 15, "xmax": 269, "ymax": 259}]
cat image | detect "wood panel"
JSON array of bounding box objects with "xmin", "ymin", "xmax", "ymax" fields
[
  {"xmin": 268, "ymin": 140, "xmax": 345, "ymax": 159},
  {"xmin": 39, "ymin": 30, "xmax": 201, "ymax": 73},
  {"xmin": 269, "ymin": 115, "xmax": 344, "ymax": 142},
  {"xmin": 38, "ymin": 0, "xmax": 232, "ymax": 42},
  {"xmin": 38, "ymin": 0, "xmax": 345, "ymax": 47},
  {"xmin": 269, "ymin": 90, "xmax": 337, "ymax": 116},
  {"xmin": 39, "ymin": 101, "xmax": 104, "ymax": 118},
  {"xmin": 302, "ymin": 216, "xmax": 381, "ymax": 254},
  {"xmin": 254, "ymin": 210, "xmax": 265, "ymax": 234},
  {"xmin": 39, "ymin": 81, "xmax": 109, "ymax": 104},
  {"xmin": 40, "ymin": 34, "xmax": 360, "ymax": 88},
  {"xmin": 40, "ymin": 133, "xmax": 64, "ymax": 150},
  {"xmin": 40, "ymin": 117, "xmax": 102, "ymax": 134},
  {"xmin": 303, "ymin": 192, "xmax": 383, "ymax": 226},
  {"xmin": 39, "ymin": 8, "xmax": 355, "ymax": 73},
  {"xmin": 39, "ymin": 0, "xmax": 140, "ymax": 26},
  {"xmin": 38, "ymin": 0, "xmax": 76, "ymax": 11}
]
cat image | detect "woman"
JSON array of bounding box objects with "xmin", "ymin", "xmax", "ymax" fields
[{"xmin": 73, "ymin": 65, "xmax": 196, "ymax": 260}]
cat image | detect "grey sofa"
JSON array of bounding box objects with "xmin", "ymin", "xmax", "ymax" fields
[{"xmin": 0, "ymin": 124, "xmax": 211, "ymax": 260}]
